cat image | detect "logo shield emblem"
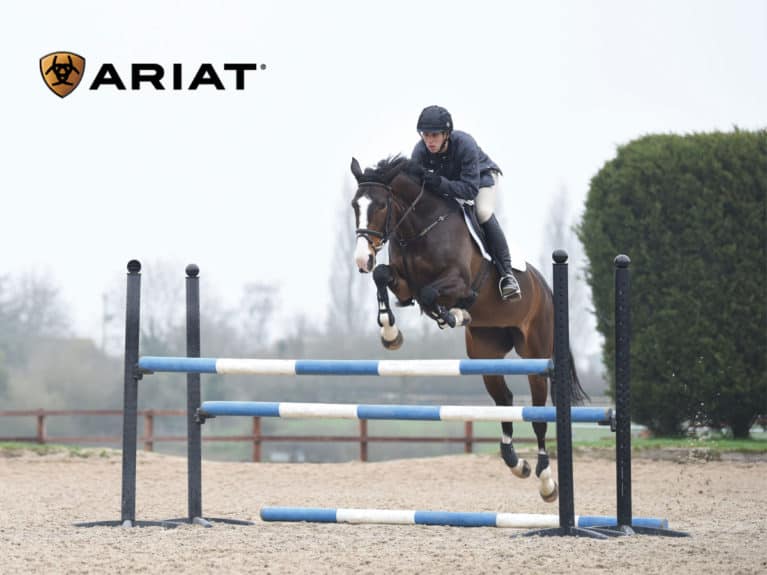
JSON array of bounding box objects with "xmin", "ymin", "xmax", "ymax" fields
[{"xmin": 40, "ymin": 52, "xmax": 85, "ymax": 98}]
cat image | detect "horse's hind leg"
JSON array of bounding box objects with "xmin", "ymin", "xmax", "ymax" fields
[
  {"xmin": 465, "ymin": 327, "xmax": 531, "ymax": 480},
  {"xmin": 517, "ymin": 327, "xmax": 558, "ymax": 503},
  {"xmin": 491, "ymin": 374, "xmax": 532, "ymax": 479},
  {"xmin": 529, "ymin": 373, "xmax": 558, "ymax": 502}
]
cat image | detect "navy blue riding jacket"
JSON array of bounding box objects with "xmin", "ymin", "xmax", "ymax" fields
[{"xmin": 411, "ymin": 130, "xmax": 502, "ymax": 201}]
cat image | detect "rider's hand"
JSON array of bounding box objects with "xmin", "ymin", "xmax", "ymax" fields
[{"xmin": 423, "ymin": 173, "xmax": 442, "ymax": 193}]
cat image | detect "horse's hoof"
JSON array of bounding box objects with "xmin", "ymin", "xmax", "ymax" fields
[
  {"xmin": 540, "ymin": 481, "xmax": 559, "ymax": 503},
  {"xmin": 449, "ymin": 308, "xmax": 472, "ymax": 327},
  {"xmin": 510, "ymin": 459, "xmax": 531, "ymax": 478},
  {"xmin": 381, "ymin": 331, "xmax": 404, "ymax": 350}
]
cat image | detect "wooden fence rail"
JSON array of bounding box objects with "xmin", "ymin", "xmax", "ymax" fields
[{"xmin": 0, "ymin": 408, "xmax": 533, "ymax": 462}]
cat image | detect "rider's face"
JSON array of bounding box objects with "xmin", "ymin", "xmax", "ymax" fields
[{"xmin": 421, "ymin": 131, "xmax": 448, "ymax": 154}]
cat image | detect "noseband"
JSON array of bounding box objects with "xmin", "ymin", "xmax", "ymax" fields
[{"xmin": 355, "ymin": 181, "xmax": 426, "ymax": 250}]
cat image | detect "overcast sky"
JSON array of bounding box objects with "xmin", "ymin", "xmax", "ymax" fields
[{"xmin": 1, "ymin": 1, "xmax": 765, "ymax": 340}]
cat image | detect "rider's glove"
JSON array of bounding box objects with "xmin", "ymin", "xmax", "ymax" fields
[{"xmin": 423, "ymin": 173, "xmax": 442, "ymax": 193}]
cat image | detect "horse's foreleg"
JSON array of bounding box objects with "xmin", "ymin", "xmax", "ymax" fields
[
  {"xmin": 419, "ymin": 285, "xmax": 472, "ymax": 329},
  {"xmin": 373, "ymin": 264, "xmax": 404, "ymax": 350}
]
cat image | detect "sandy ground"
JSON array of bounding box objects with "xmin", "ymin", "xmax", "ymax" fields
[{"xmin": 1, "ymin": 448, "xmax": 765, "ymax": 574}]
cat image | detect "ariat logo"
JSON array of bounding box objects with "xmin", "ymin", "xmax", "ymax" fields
[
  {"xmin": 40, "ymin": 51, "xmax": 267, "ymax": 98},
  {"xmin": 40, "ymin": 51, "xmax": 86, "ymax": 98}
]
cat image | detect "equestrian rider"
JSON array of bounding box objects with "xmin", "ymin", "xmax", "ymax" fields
[{"xmin": 411, "ymin": 105, "xmax": 522, "ymax": 300}]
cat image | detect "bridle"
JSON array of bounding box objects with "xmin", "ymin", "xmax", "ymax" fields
[{"xmin": 354, "ymin": 181, "xmax": 427, "ymax": 250}]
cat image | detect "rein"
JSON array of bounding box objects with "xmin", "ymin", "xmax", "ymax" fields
[{"xmin": 355, "ymin": 180, "xmax": 449, "ymax": 249}]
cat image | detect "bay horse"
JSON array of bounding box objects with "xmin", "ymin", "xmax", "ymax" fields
[{"xmin": 350, "ymin": 155, "xmax": 586, "ymax": 502}]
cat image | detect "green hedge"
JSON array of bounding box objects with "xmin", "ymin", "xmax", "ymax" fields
[{"xmin": 578, "ymin": 130, "xmax": 767, "ymax": 437}]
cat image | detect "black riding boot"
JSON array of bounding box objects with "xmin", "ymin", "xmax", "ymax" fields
[{"xmin": 481, "ymin": 215, "xmax": 522, "ymax": 300}]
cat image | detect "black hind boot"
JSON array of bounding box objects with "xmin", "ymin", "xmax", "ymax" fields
[{"xmin": 481, "ymin": 215, "xmax": 521, "ymax": 300}]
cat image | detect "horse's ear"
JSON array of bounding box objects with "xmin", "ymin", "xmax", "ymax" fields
[{"xmin": 350, "ymin": 157, "xmax": 364, "ymax": 182}]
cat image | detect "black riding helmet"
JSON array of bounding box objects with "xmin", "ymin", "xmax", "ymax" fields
[{"xmin": 417, "ymin": 105, "xmax": 453, "ymax": 134}]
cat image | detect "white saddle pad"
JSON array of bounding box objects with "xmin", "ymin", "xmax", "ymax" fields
[{"xmin": 461, "ymin": 208, "xmax": 527, "ymax": 272}]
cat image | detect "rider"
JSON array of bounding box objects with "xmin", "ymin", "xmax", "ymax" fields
[{"xmin": 411, "ymin": 105, "xmax": 521, "ymax": 300}]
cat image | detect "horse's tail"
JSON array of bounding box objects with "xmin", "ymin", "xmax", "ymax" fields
[
  {"xmin": 528, "ymin": 263, "xmax": 589, "ymax": 406},
  {"xmin": 569, "ymin": 350, "xmax": 589, "ymax": 405}
]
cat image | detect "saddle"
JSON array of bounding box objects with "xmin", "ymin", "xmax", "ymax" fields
[
  {"xmin": 459, "ymin": 202, "xmax": 527, "ymax": 272},
  {"xmin": 461, "ymin": 203, "xmax": 493, "ymax": 261}
]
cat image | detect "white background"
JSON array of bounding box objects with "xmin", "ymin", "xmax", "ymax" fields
[{"xmin": 1, "ymin": 1, "xmax": 764, "ymax": 339}]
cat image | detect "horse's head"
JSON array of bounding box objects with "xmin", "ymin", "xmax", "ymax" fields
[
  {"xmin": 352, "ymin": 156, "xmax": 424, "ymax": 273},
  {"xmin": 351, "ymin": 158, "xmax": 392, "ymax": 272}
]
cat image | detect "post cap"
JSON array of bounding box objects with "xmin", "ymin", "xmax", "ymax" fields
[
  {"xmin": 186, "ymin": 264, "xmax": 200, "ymax": 277},
  {"xmin": 552, "ymin": 249, "xmax": 568, "ymax": 263},
  {"xmin": 614, "ymin": 254, "xmax": 631, "ymax": 268},
  {"xmin": 127, "ymin": 260, "xmax": 141, "ymax": 273}
]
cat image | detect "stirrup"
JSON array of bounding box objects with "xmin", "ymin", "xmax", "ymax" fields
[{"xmin": 499, "ymin": 275, "xmax": 521, "ymax": 301}]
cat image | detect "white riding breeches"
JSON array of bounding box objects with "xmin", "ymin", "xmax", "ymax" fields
[{"xmin": 476, "ymin": 173, "xmax": 501, "ymax": 224}]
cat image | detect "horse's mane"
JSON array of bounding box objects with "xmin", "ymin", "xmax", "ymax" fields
[{"xmin": 358, "ymin": 155, "xmax": 423, "ymax": 185}]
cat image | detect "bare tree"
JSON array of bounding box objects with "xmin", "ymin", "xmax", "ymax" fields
[
  {"xmin": 538, "ymin": 186, "xmax": 604, "ymax": 382},
  {"xmin": 326, "ymin": 179, "xmax": 378, "ymax": 334},
  {"xmin": 0, "ymin": 271, "xmax": 71, "ymax": 368},
  {"xmin": 238, "ymin": 281, "xmax": 279, "ymax": 350},
  {"xmin": 6, "ymin": 271, "xmax": 69, "ymax": 338},
  {"xmin": 100, "ymin": 259, "xmax": 188, "ymax": 356}
]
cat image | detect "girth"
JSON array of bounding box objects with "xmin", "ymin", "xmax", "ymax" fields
[{"xmin": 398, "ymin": 249, "xmax": 493, "ymax": 314}]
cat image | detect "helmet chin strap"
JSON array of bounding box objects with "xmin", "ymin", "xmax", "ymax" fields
[{"xmin": 437, "ymin": 133, "xmax": 450, "ymax": 154}]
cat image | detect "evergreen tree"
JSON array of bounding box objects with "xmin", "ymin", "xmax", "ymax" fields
[{"xmin": 578, "ymin": 130, "xmax": 767, "ymax": 437}]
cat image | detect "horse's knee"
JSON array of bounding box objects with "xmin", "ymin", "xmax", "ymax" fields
[{"xmin": 373, "ymin": 264, "xmax": 392, "ymax": 287}]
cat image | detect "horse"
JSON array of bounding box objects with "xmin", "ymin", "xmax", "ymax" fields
[{"xmin": 350, "ymin": 155, "xmax": 586, "ymax": 502}]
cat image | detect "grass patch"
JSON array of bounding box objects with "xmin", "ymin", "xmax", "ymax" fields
[
  {"xmin": 0, "ymin": 442, "xmax": 114, "ymax": 458},
  {"xmin": 572, "ymin": 436, "xmax": 767, "ymax": 453}
]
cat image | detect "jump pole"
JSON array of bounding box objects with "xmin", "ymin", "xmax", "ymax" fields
[
  {"xmin": 75, "ymin": 261, "xmax": 176, "ymax": 527},
  {"xmin": 259, "ymin": 507, "xmax": 669, "ymax": 530},
  {"xmin": 162, "ymin": 265, "xmax": 253, "ymax": 527},
  {"xmin": 196, "ymin": 401, "xmax": 614, "ymax": 424},
  {"xmin": 172, "ymin": 252, "xmax": 582, "ymax": 531},
  {"xmin": 77, "ymin": 254, "xmax": 688, "ymax": 536},
  {"xmin": 518, "ymin": 250, "xmax": 607, "ymax": 538},
  {"xmin": 584, "ymin": 255, "xmax": 688, "ymax": 537}
]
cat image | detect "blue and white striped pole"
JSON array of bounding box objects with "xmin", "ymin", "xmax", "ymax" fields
[
  {"xmin": 259, "ymin": 507, "xmax": 669, "ymax": 530},
  {"xmin": 199, "ymin": 401, "xmax": 613, "ymax": 424},
  {"xmin": 138, "ymin": 357, "xmax": 553, "ymax": 376}
]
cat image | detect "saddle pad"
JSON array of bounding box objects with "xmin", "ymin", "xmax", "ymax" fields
[{"xmin": 460, "ymin": 207, "xmax": 527, "ymax": 272}]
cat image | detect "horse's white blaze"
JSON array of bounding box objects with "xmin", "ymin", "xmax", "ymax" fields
[
  {"xmin": 537, "ymin": 465, "xmax": 557, "ymax": 497},
  {"xmin": 379, "ymin": 312, "xmax": 400, "ymax": 342},
  {"xmin": 355, "ymin": 237, "xmax": 371, "ymax": 271},
  {"xmin": 354, "ymin": 196, "xmax": 374, "ymax": 271}
]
